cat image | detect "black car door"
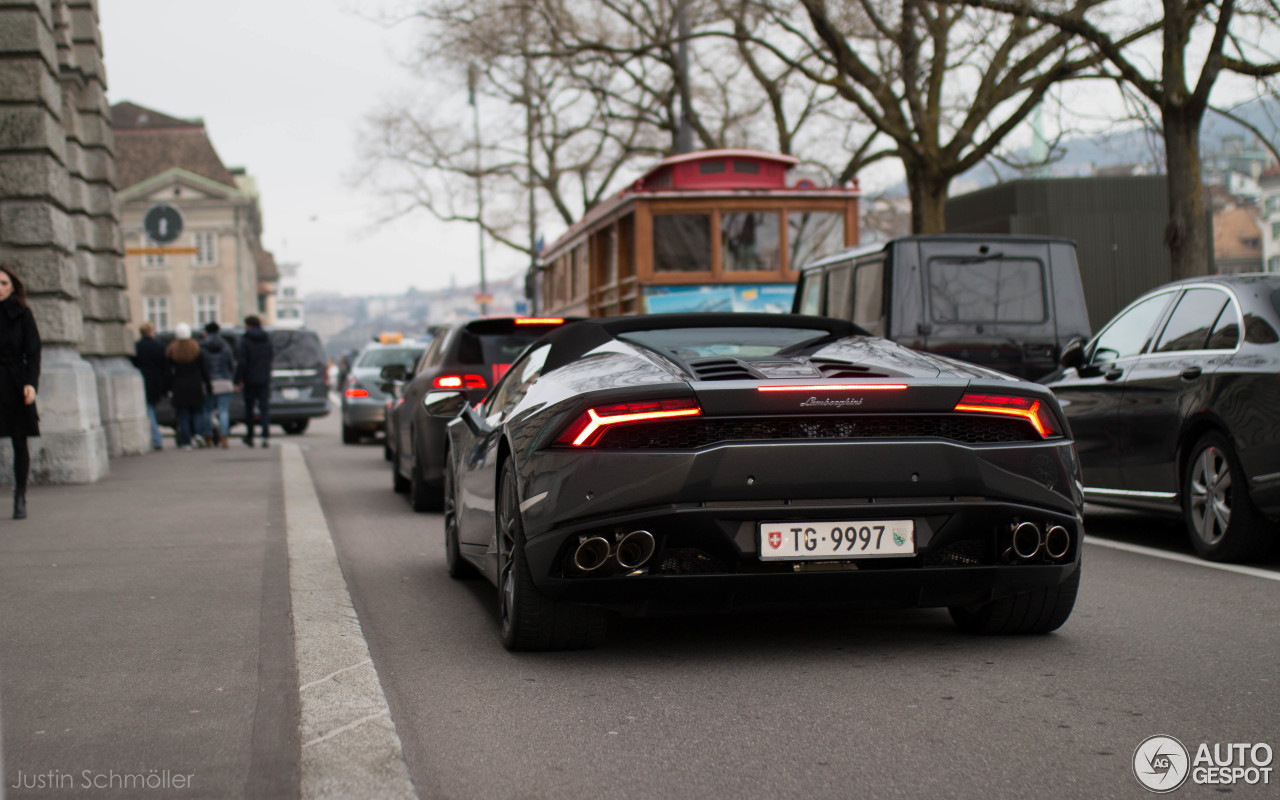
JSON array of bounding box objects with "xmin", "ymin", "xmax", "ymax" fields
[
  {"xmin": 458, "ymin": 344, "xmax": 554, "ymax": 577},
  {"xmin": 1119, "ymin": 287, "xmax": 1237, "ymax": 496},
  {"xmin": 1046, "ymin": 291, "xmax": 1176, "ymax": 493}
]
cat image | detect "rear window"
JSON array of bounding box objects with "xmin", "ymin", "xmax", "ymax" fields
[
  {"xmin": 620, "ymin": 326, "xmax": 831, "ymax": 359},
  {"xmin": 927, "ymin": 257, "xmax": 1047, "ymax": 324},
  {"xmin": 455, "ymin": 321, "xmax": 565, "ymax": 366},
  {"xmin": 357, "ymin": 346, "xmax": 426, "ymax": 368},
  {"xmin": 270, "ymin": 330, "xmax": 326, "ymax": 369}
]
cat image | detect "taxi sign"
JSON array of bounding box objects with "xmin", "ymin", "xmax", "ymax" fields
[{"xmin": 378, "ymin": 332, "xmax": 404, "ymax": 344}]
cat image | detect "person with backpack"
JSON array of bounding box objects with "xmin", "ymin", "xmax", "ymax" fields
[
  {"xmin": 235, "ymin": 315, "xmax": 274, "ymax": 448},
  {"xmin": 200, "ymin": 321, "xmax": 236, "ymax": 448}
]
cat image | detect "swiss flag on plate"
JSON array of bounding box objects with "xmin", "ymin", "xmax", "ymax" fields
[{"xmin": 768, "ymin": 530, "xmax": 782, "ymax": 549}]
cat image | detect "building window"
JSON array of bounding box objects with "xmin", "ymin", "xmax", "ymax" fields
[
  {"xmin": 282, "ymin": 286, "xmax": 297, "ymax": 298},
  {"xmin": 1270, "ymin": 255, "xmax": 1280, "ymax": 273},
  {"xmin": 193, "ymin": 231, "xmax": 218, "ymax": 266},
  {"xmin": 1272, "ymin": 221, "xmax": 1280, "ymax": 240},
  {"xmin": 144, "ymin": 296, "xmax": 170, "ymax": 331},
  {"xmin": 278, "ymin": 307, "xmax": 300, "ymax": 320},
  {"xmin": 143, "ymin": 236, "xmax": 167, "ymax": 268},
  {"xmin": 194, "ymin": 294, "xmax": 220, "ymax": 326}
]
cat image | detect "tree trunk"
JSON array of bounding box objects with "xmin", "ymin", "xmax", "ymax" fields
[
  {"xmin": 906, "ymin": 165, "xmax": 950, "ymax": 234},
  {"xmin": 1162, "ymin": 106, "xmax": 1212, "ymax": 280}
]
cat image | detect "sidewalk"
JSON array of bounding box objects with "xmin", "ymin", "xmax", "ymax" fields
[{"xmin": 0, "ymin": 441, "xmax": 296, "ymax": 799}]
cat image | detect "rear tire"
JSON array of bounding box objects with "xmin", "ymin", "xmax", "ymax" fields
[
  {"xmin": 342, "ymin": 424, "xmax": 359, "ymax": 444},
  {"xmin": 392, "ymin": 443, "xmax": 410, "ymax": 494},
  {"xmin": 497, "ymin": 461, "xmax": 606, "ymax": 651},
  {"xmin": 410, "ymin": 452, "xmax": 442, "ymax": 512},
  {"xmin": 1183, "ymin": 432, "xmax": 1274, "ymax": 562},
  {"xmin": 949, "ymin": 565, "xmax": 1080, "ymax": 635},
  {"xmin": 282, "ymin": 420, "xmax": 309, "ymax": 435}
]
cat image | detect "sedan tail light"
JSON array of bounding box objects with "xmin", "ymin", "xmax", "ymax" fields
[
  {"xmin": 953, "ymin": 393, "xmax": 1058, "ymax": 438},
  {"xmin": 345, "ymin": 388, "xmax": 370, "ymax": 399},
  {"xmin": 557, "ymin": 398, "xmax": 701, "ymax": 447},
  {"xmin": 434, "ymin": 374, "xmax": 487, "ymax": 390}
]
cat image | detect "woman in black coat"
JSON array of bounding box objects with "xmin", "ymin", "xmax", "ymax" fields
[
  {"xmin": 0, "ymin": 264, "xmax": 41, "ymax": 520},
  {"xmin": 165, "ymin": 323, "xmax": 211, "ymax": 450}
]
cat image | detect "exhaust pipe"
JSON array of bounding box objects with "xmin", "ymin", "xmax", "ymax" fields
[
  {"xmin": 1011, "ymin": 521, "xmax": 1042, "ymax": 560},
  {"xmin": 616, "ymin": 530, "xmax": 656, "ymax": 570},
  {"xmin": 1044, "ymin": 525, "xmax": 1070, "ymax": 559},
  {"xmin": 572, "ymin": 536, "xmax": 612, "ymax": 573}
]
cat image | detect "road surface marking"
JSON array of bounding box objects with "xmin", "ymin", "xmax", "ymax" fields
[
  {"xmin": 1086, "ymin": 536, "xmax": 1280, "ymax": 583},
  {"xmin": 282, "ymin": 443, "xmax": 417, "ymax": 799}
]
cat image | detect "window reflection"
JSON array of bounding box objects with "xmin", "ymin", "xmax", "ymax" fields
[
  {"xmin": 653, "ymin": 214, "xmax": 711, "ymax": 272},
  {"xmin": 721, "ymin": 212, "xmax": 780, "ymax": 271},
  {"xmin": 789, "ymin": 212, "xmax": 843, "ymax": 271}
]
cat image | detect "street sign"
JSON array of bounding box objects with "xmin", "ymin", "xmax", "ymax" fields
[
  {"xmin": 143, "ymin": 203, "xmax": 184, "ymax": 245},
  {"xmin": 474, "ymin": 293, "xmax": 494, "ymax": 304}
]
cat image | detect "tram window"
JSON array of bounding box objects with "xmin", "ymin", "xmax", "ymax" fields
[
  {"xmin": 654, "ymin": 214, "xmax": 711, "ymax": 272},
  {"xmin": 699, "ymin": 160, "xmax": 726, "ymax": 174},
  {"xmin": 721, "ymin": 212, "xmax": 781, "ymax": 272},
  {"xmin": 733, "ymin": 160, "xmax": 759, "ymax": 174},
  {"xmin": 789, "ymin": 212, "xmax": 844, "ymax": 271}
]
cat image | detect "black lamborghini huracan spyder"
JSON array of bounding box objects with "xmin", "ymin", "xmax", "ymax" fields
[{"xmin": 426, "ymin": 314, "xmax": 1083, "ymax": 650}]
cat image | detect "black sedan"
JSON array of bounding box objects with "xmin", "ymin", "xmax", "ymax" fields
[
  {"xmin": 1044, "ymin": 274, "xmax": 1280, "ymax": 562},
  {"xmin": 388, "ymin": 317, "xmax": 572, "ymax": 511},
  {"xmin": 428, "ymin": 313, "xmax": 1083, "ymax": 650}
]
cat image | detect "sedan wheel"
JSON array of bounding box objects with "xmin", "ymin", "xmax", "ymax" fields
[
  {"xmin": 1183, "ymin": 432, "xmax": 1272, "ymax": 562},
  {"xmin": 496, "ymin": 462, "xmax": 605, "ymax": 651}
]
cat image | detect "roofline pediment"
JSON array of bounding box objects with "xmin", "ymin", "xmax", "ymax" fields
[{"xmin": 118, "ymin": 167, "xmax": 244, "ymax": 201}]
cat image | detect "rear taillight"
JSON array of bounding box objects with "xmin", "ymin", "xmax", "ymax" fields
[
  {"xmin": 434, "ymin": 374, "xmax": 487, "ymax": 390},
  {"xmin": 557, "ymin": 398, "xmax": 701, "ymax": 447},
  {"xmin": 515, "ymin": 317, "xmax": 563, "ymax": 325},
  {"xmin": 953, "ymin": 393, "xmax": 1058, "ymax": 438},
  {"xmin": 345, "ymin": 388, "xmax": 369, "ymax": 399}
]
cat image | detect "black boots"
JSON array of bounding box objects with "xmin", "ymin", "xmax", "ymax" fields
[{"xmin": 13, "ymin": 490, "xmax": 26, "ymax": 520}]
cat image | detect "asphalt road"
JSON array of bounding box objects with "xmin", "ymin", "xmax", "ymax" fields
[{"xmin": 306, "ymin": 412, "xmax": 1279, "ymax": 800}]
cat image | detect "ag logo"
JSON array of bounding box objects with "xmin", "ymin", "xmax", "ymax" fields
[
  {"xmin": 1133, "ymin": 735, "xmax": 1190, "ymax": 793},
  {"xmin": 767, "ymin": 531, "xmax": 782, "ymax": 549}
]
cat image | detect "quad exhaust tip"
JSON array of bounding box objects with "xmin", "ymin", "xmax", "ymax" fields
[
  {"xmin": 572, "ymin": 536, "xmax": 612, "ymax": 573},
  {"xmin": 1044, "ymin": 525, "xmax": 1071, "ymax": 559},
  {"xmin": 616, "ymin": 530, "xmax": 656, "ymax": 570},
  {"xmin": 571, "ymin": 530, "xmax": 656, "ymax": 573},
  {"xmin": 1011, "ymin": 521, "xmax": 1042, "ymax": 560}
]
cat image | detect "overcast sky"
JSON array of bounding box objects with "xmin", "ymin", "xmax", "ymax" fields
[{"xmin": 100, "ymin": 0, "xmax": 517, "ymax": 298}]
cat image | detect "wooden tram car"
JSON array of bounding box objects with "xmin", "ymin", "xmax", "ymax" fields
[{"xmin": 536, "ymin": 150, "xmax": 861, "ymax": 316}]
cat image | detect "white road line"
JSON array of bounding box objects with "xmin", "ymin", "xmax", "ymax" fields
[
  {"xmin": 282, "ymin": 443, "xmax": 417, "ymax": 800},
  {"xmin": 1086, "ymin": 536, "xmax": 1280, "ymax": 583}
]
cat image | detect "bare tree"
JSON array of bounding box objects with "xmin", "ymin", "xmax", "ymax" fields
[
  {"xmin": 961, "ymin": 0, "xmax": 1280, "ymax": 280},
  {"xmin": 736, "ymin": 0, "xmax": 1122, "ymax": 233}
]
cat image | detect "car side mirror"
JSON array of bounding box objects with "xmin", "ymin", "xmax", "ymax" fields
[
  {"xmin": 1059, "ymin": 337, "xmax": 1085, "ymax": 369},
  {"xmin": 424, "ymin": 391, "xmax": 467, "ymax": 419},
  {"xmin": 380, "ymin": 364, "xmax": 408, "ymax": 381}
]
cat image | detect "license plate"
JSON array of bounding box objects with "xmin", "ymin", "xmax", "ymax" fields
[
  {"xmin": 281, "ymin": 387, "xmax": 301, "ymax": 400},
  {"xmin": 759, "ymin": 520, "xmax": 915, "ymax": 560}
]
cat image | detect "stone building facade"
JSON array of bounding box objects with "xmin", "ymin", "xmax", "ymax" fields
[
  {"xmin": 112, "ymin": 102, "xmax": 278, "ymax": 334},
  {"xmin": 0, "ymin": 0, "xmax": 148, "ymax": 485}
]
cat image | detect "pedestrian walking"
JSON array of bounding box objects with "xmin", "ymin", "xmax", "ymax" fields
[
  {"xmin": 133, "ymin": 321, "xmax": 167, "ymax": 451},
  {"xmin": 165, "ymin": 323, "xmax": 211, "ymax": 450},
  {"xmin": 201, "ymin": 321, "xmax": 236, "ymax": 448},
  {"xmin": 235, "ymin": 315, "xmax": 274, "ymax": 448},
  {"xmin": 0, "ymin": 265, "xmax": 40, "ymax": 520}
]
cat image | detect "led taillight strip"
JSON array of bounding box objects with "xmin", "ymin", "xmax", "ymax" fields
[
  {"xmin": 514, "ymin": 317, "xmax": 563, "ymax": 325},
  {"xmin": 953, "ymin": 399, "xmax": 1053, "ymax": 437},
  {"xmin": 756, "ymin": 384, "xmax": 908, "ymax": 393},
  {"xmin": 571, "ymin": 407, "xmax": 702, "ymax": 447}
]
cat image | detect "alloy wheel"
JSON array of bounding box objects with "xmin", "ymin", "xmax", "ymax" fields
[{"xmin": 1188, "ymin": 445, "xmax": 1231, "ymax": 547}]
